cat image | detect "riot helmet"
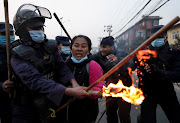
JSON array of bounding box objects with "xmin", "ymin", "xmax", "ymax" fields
[{"xmin": 13, "ymin": 3, "xmax": 52, "ymax": 35}]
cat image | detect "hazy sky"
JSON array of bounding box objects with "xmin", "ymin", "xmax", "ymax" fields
[{"xmin": 0, "ymin": 0, "xmax": 180, "ymax": 47}]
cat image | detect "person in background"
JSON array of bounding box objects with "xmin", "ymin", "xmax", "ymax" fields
[
  {"xmin": 0, "ymin": 22, "xmax": 14, "ymax": 123},
  {"xmin": 66, "ymin": 35, "xmax": 104, "ymax": 123},
  {"xmin": 10, "ymin": 3, "xmax": 90, "ymax": 123},
  {"xmin": 135, "ymin": 25, "xmax": 180, "ymax": 123},
  {"xmin": 56, "ymin": 36, "xmax": 71, "ymax": 61},
  {"xmin": 90, "ymin": 36, "xmax": 132, "ymax": 123}
]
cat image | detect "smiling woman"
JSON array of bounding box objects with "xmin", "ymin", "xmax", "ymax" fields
[{"xmin": 65, "ymin": 35, "xmax": 104, "ymax": 123}]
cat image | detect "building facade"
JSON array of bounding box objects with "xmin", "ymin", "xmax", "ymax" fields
[
  {"xmin": 115, "ymin": 16, "xmax": 162, "ymax": 52},
  {"xmin": 167, "ymin": 23, "xmax": 180, "ymax": 48}
]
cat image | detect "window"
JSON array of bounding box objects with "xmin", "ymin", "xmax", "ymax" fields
[
  {"xmin": 142, "ymin": 22, "xmax": 145, "ymax": 26},
  {"xmin": 173, "ymin": 31, "xmax": 179, "ymax": 40},
  {"xmin": 153, "ymin": 20, "xmax": 159, "ymax": 26},
  {"xmin": 136, "ymin": 30, "xmax": 145, "ymax": 38}
]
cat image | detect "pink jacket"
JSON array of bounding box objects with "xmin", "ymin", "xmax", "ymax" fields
[{"xmin": 89, "ymin": 60, "xmax": 104, "ymax": 99}]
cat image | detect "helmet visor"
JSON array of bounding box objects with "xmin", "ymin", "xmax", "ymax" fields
[{"xmin": 18, "ymin": 4, "xmax": 52, "ymax": 19}]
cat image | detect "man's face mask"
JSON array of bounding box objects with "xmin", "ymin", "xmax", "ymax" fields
[
  {"xmin": 0, "ymin": 36, "xmax": 15, "ymax": 47},
  {"xmin": 151, "ymin": 38, "xmax": 165, "ymax": 47},
  {"xmin": 61, "ymin": 46, "xmax": 70, "ymax": 54},
  {"xmin": 29, "ymin": 30, "xmax": 45, "ymax": 43}
]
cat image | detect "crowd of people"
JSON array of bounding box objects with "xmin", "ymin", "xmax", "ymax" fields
[{"xmin": 0, "ymin": 3, "xmax": 180, "ymax": 123}]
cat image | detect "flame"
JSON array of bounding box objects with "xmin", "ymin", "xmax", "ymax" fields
[
  {"xmin": 136, "ymin": 49, "xmax": 157, "ymax": 66},
  {"xmin": 102, "ymin": 50, "xmax": 158, "ymax": 105},
  {"xmin": 102, "ymin": 80, "xmax": 145, "ymax": 105}
]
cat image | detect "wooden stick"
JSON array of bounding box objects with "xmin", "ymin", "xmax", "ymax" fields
[
  {"xmin": 53, "ymin": 13, "xmax": 72, "ymax": 41},
  {"xmin": 96, "ymin": 109, "xmax": 106, "ymax": 123},
  {"xmin": 47, "ymin": 16, "xmax": 180, "ymax": 119},
  {"xmin": 4, "ymin": 0, "xmax": 11, "ymax": 80},
  {"xmin": 88, "ymin": 90, "xmax": 101, "ymax": 95}
]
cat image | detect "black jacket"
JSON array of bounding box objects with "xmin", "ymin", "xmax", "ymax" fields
[
  {"xmin": 65, "ymin": 58, "xmax": 99, "ymax": 123},
  {"xmin": 135, "ymin": 42, "xmax": 179, "ymax": 98},
  {"xmin": 0, "ymin": 48, "xmax": 11, "ymax": 117},
  {"xmin": 90, "ymin": 49, "xmax": 132, "ymax": 87}
]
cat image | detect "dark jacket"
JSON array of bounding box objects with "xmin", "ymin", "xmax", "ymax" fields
[
  {"xmin": 162, "ymin": 48, "xmax": 180, "ymax": 82},
  {"xmin": 91, "ymin": 49, "xmax": 132, "ymax": 87},
  {"xmin": 11, "ymin": 39, "xmax": 74, "ymax": 106},
  {"xmin": 65, "ymin": 58, "xmax": 99, "ymax": 123},
  {"xmin": 135, "ymin": 41, "xmax": 179, "ymax": 99},
  {"xmin": 0, "ymin": 48, "xmax": 11, "ymax": 121},
  {"xmin": 61, "ymin": 52, "xmax": 69, "ymax": 61}
]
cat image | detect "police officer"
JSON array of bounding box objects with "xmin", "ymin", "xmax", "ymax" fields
[
  {"xmin": 10, "ymin": 3, "xmax": 89, "ymax": 123},
  {"xmin": 56, "ymin": 36, "xmax": 71, "ymax": 61},
  {"xmin": 0, "ymin": 22, "xmax": 14, "ymax": 123},
  {"xmin": 136, "ymin": 25, "xmax": 180, "ymax": 123}
]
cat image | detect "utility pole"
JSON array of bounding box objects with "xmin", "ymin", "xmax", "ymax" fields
[{"xmin": 104, "ymin": 25, "xmax": 113, "ymax": 36}]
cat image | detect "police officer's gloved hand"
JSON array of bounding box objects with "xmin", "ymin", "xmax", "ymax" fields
[{"xmin": 144, "ymin": 64, "xmax": 160, "ymax": 75}]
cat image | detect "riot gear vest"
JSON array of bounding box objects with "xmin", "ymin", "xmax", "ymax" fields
[
  {"xmin": 11, "ymin": 39, "xmax": 58, "ymax": 106},
  {"xmin": 11, "ymin": 39, "xmax": 57, "ymax": 77}
]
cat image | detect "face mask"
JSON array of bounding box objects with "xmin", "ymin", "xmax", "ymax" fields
[
  {"xmin": 71, "ymin": 55, "xmax": 88, "ymax": 63},
  {"xmin": 0, "ymin": 36, "xmax": 15, "ymax": 47},
  {"xmin": 151, "ymin": 38, "xmax": 165, "ymax": 47},
  {"xmin": 29, "ymin": 30, "xmax": 44, "ymax": 43},
  {"xmin": 61, "ymin": 46, "xmax": 70, "ymax": 54}
]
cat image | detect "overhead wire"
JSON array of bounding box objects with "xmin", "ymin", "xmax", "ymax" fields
[
  {"xmin": 145, "ymin": 0, "xmax": 163, "ymax": 15},
  {"xmin": 126, "ymin": 0, "xmax": 164, "ymax": 30},
  {"xmin": 110, "ymin": 0, "xmax": 127, "ymax": 24},
  {"xmin": 115, "ymin": 0, "xmax": 148, "ymax": 32},
  {"xmin": 112, "ymin": 0, "xmax": 152, "ymax": 36},
  {"xmin": 129, "ymin": 0, "xmax": 169, "ymax": 28},
  {"xmin": 147, "ymin": 0, "xmax": 170, "ymax": 16},
  {"xmin": 112, "ymin": 0, "xmax": 145, "ymax": 32}
]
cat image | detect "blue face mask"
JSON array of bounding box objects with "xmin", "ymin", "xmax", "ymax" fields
[
  {"xmin": 61, "ymin": 46, "xmax": 70, "ymax": 54},
  {"xmin": 151, "ymin": 38, "xmax": 165, "ymax": 47},
  {"xmin": 29, "ymin": 30, "xmax": 44, "ymax": 43},
  {"xmin": 71, "ymin": 55, "xmax": 88, "ymax": 63},
  {"xmin": 0, "ymin": 36, "xmax": 15, "ymax": 47}
]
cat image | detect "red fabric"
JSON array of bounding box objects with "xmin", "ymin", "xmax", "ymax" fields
[{"xmin": 89, "ymin": 60, "xmax": 104, "ymax": 99}]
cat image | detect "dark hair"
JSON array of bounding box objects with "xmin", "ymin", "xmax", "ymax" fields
[{"xmin": 70, "ymin": 35, "xmax": 92, "ymax": 51}]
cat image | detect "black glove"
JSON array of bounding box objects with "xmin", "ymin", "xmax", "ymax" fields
[{"xmin": 144, "ymin": 64, "xmax": 160, "ymax": 74}]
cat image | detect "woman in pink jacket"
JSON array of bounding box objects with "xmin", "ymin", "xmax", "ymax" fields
[{"xmin": 65, "ymin": 35, "xmax": 104, "ymax": 123}]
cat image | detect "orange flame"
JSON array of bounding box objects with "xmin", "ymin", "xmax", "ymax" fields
[
  {"xmin": 136, "ymin": 49, "xmax": 157, "ymax": 66},
  {"xmin": 102, "ymin": 80, "xmax": 145, "ymax": 105},
  {"xmin": 102, "ymin": 50, "xmax": 157, "ymax": 105}
]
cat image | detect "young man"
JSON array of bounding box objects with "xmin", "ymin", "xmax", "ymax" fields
[
  {"xmin": 11, "ymin": 3, "xmax": 89, "ymax": 123},
  {"xmin": 0, "ymin": 22, "xmax": 14, "ymax": 123},
  {"xmin": 91, "ymin": 36, "xmax": 132, "ymax": 123}
]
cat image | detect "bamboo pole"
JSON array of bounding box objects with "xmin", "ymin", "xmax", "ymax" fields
[
  {"xmin": 4, "ymin": 0, "xmax": 11, "ymax": 80},
  {"xmin": 47, "ymin": 16, "xmax": 180, "ymax": 119}
]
